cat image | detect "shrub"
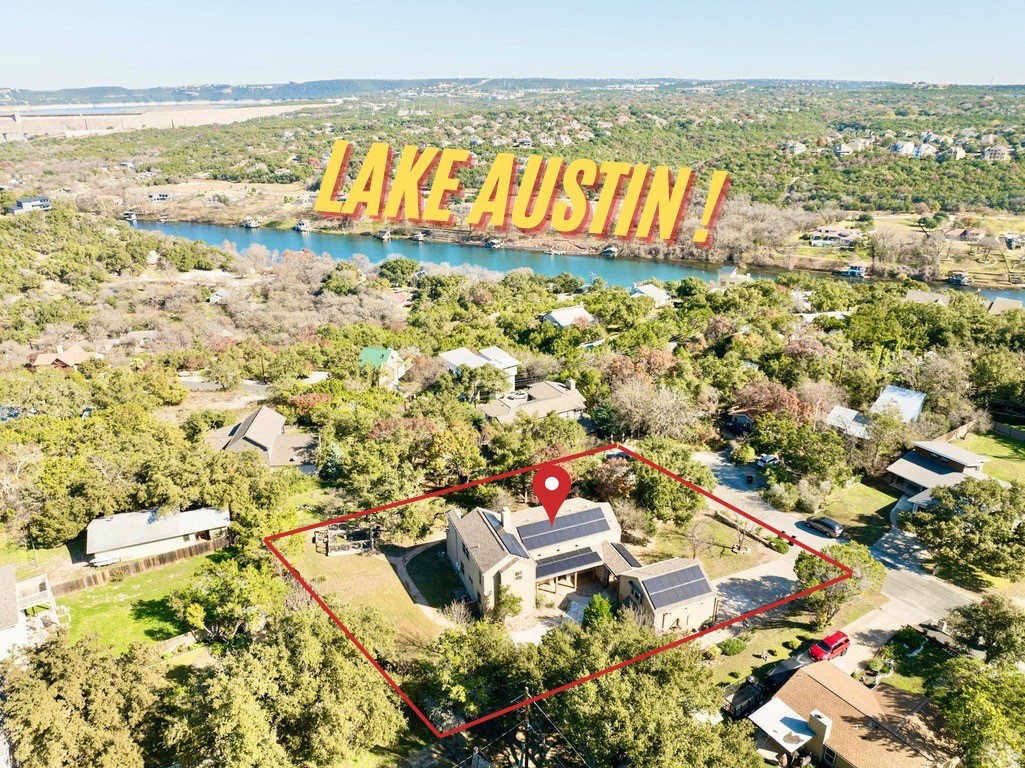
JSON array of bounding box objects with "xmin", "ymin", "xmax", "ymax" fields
[
  {"xmin": 866, "ymin": 657, "xmax": 889, "ymax": 674},
  {"xmin": 769, "ymin": 537, "xmax": 791, "ymax": 554},
  {"xmin": 719, "ymin": 638, "xmax": 747, "ymax": 656},
  {"xmin": 703, "ymin": 644, "xmax": 722, "ymax": 661},
  {"xmin": 732, "ymin": 443, "xmax": 756, "ymax": 465},
  {"xmin": 783, "ymin": 638, "xmax": 802, "ymax": 651}
]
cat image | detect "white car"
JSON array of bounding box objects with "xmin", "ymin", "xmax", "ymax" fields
[{"xmin": 756, "ymin": 454, "xmax": 780, "ymax": 468}]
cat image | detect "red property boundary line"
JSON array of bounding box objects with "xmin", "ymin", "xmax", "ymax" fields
[{"xmin": 264, "ymin": 443, "xmax": 853, "ymax": 739}]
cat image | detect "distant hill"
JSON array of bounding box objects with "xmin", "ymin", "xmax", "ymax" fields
[{"xmin": 0, "ymin": 77, "xmax": 912, "ymax": 107}]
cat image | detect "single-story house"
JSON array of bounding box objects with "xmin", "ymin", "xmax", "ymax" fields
[
  {"xmin": 28, "ymin": 344, "xmax": 102, "ymax": 372},
  {"xmin": 206, "ymin": 406, "xmax": 319, "ymax": 468},
  {"xmin": 870, "ymin": 385, "xmax": 926, "ymax": 423},
  {"xmin": 0, "ymin": 567, "xmax": 61, "ymax": 660},
  {"xmin": 823, "ymin": 406, "xmax": 870, "ymax": 440},
  {"xmin": 85, "ymin": 507, "xmax": 230, "ymax": 565},
  {"xmin": 542, "ymin": 304, "xmax": 595, "ymax": 328},
  {"xmin": 886, "ymin": 440, "xmax": 989, "ymax": 507},
  {"xmin": 717, "ymin": 266, "xmax": 753, "ymax": 288},
  {"xmin": 823, "ymin": 385, "xmax": 925, "ymax": 440},
  {"xmin": 904, "ymin": 289, "xmax": 950, "ymax": 307},
  {"xmin": 477, "ymin": 380, "xmax": 585, "ymax": 424},
  {"xmin": 987, "ymin": 297, "xmax": 1023, "ymax": 315},
  {"xmin": 749, "ymin": 661, "xmax": 957, "ymax": 768},
  {"xmin": 439, "ymin": 346, "xmax": 519, "ymax": 391},
  {"xmin": 618, "ymin": 558, "xmax": 718, "ymax": 634},
  {"xmin": 359, "ymin": 346, "xmax": 407, "ymax": 391},
  {"xmin": 630, "ymin": 283, "xmax": 672, "ymax": 307}
]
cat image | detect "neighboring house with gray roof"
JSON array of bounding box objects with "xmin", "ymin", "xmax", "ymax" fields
[
  {"xmin": 206, "ymin": 406, "xmax": 319, "ymax": 468},
  {"xmin": 824, "ymin": 406, "xmax": 871, "ymax": 440},
  {"xmin": 86, "ymin": 507, "xmax": 230, "ymax": 565},
  {"xmin": 903, "ymin": 289, "xmax": 950, "ymax": 307},
  {"xmin": 987, "ymin": 297, "xmax": 1023, "ymax": 315},
  {"xmin": 886, "ymin": 440, "xmax": 989, "ymax": 510},
  {"xmin": 477, "ymin": 380, "xmax": 585, "ymax": 425},
  {"xmin": 630, "ymin": 283, "xmax": 672, "ymax": 307}
]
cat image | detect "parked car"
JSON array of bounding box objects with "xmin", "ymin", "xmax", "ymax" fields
[
  {"xmin": 809, "ymin": 631, "xmax": 851, "ymax": 661},
  {"xmin": 755, "ymin": 454, "xmax": 780, "ymax": 468},
  {"xmin": 805, "ymin": 516, "xmax": 845, "ymax": 538}
]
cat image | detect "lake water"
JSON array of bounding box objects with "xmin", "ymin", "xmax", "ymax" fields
[{"xmin": 134, "ymin": 221, "xmax": 1025, "ymax": 302}]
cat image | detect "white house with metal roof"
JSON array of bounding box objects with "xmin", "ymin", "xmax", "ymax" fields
[
  {"xmin": 438, "ymin": 346, "xmax": 519, "ymax": 391},
  {"xmin": 630, "ymin": 283, "xmax": 672, "ymax": 307},
  {"xmin": 86, "ymin": 507, "xmax": 230, "ymax": 565},
  {"xmin": 823, "ymin": 385, "xmax": 926, "ymax": 440},
  {"xmin": 541, "ymin": 304, "xmax": 595, "ymax": 328}
]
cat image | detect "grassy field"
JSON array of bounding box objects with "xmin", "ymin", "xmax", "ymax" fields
[
  {"xmin": 644, "ymin": 514, "xmax": 777, "ymax": 581},
  {"xmin": 406, "ymin": 542, "xmax": 463, "ymax": 608},
  {"xmin": 953, "ymin": 431, "xmax": 1025, "ymax": 484},
  {"xmin": 291, "ymin": 537, "xmax": 445, "ymax": 650},
  {"xmin": 62, "ymin": 553, "xmax": 219, "ymax": 653},
  {"xmin": 820, "ymin": 480, "xmax": 901, "ymax": 547}
]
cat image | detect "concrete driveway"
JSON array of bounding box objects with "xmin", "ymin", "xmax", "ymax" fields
[{"xmin": 694, "ymin": 449, "xmax": 977, "ymax": 669}]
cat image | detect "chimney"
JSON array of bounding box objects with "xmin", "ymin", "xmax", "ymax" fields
[
  {"xmin": 567, "ymin": 377, "xmax": 576, "ymax": 391},
  {"xmin": 808, "ymin": 710, "xmax": 832, "ymax": 751},
  {"xmin": 500, "ymin": 506, "xmax": 512, "ymax": 529}
]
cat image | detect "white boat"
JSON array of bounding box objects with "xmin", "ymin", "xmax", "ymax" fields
[
  {"xmin": 122, "ymin": 211, "xmax": 137, "ymax": 222},
  {"xmin": 412, "ymin": 231, "xmax": 428, "ymax": 242},
  {"xmin": 294, "ymin": 219, "xmax": 311, "ymax": 232},
  {"xmin": 376, "ymin": 230, "xmax": 392, "ymax": 241},
  {"xmin": 241, "ymin": 217, "xmax": 260, "ymax": 229},
  {"xmin": 485, "ymin": 238, "xmax": 504, "ymax": 249}
]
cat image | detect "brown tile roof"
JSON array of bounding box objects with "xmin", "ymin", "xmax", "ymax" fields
[
  {"xmin": 774, "ymin": 661, "xmax": 942, "ymax": 768},
  {"xmin": 206, "ymin": 407, "xmax": 317, "ymax": 466}
]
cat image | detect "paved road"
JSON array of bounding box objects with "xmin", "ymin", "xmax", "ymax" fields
[{"xmin": 693, "ymin": 450, "xmax": 976, "ymax": 669}]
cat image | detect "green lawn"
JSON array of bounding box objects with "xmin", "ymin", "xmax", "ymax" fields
[
  {"xmin": 406, "ymin": 542, "xmax": 463, "ymax": 608},
  {"xmin": 953, "ymin": 431, "xmax": 1025, "ymax": 484},
  {"xmin": 291, "ymin": 537, "xmax": 445, "ymax": 650},
  {"xmin": 821, "ymin": 480, "xmax": 901, "ymax": 547},
  {"xmin": 873, "ymin": 627, "xmax": 955, "ymax": 695},
  {"xmin": 62, "ymin": 553, "xmax": 219, "ymax": 653},
  {"xmin": 647, "ymin": 515, "xmax": 776, "ymax": 581}
]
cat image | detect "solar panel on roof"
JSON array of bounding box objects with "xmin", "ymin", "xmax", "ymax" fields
[
  {"xmin": 517, "ymin": 508, "xmax": 610, "ymax": 552},
  {"xmin": 499, "ymin": 531, "xmax": 529, "ymax": 559},
  {"xmin": 534, "ymin": 548, "xmax": 602, "ymax": 580},
  {"xmin": 641, "ymin": 564, "xmax": 713, "ymax": 610}
]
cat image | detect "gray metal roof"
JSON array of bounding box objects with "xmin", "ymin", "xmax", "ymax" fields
[
  {"xmin": 886, "ymin": 451, "xmax": 979, "ymax": 490},
  {"xmin": 535, "ymin": 548, "xmax": 602, "ymax": 580},
  {"xmin": 0, "ymin": 566, "xmax": 19, "ymax": 631},
  {"xmin": 913, "ymin": 441, "xmax": 987, "ymax": 469},
  {"xmin": 870, "ymin": 386, "xmax": 926, "ymax": 423},
  {"xmin": 516, "ymin": 507, "xmax": 610, "ymax": 553},
  {"xmin": 86, "ymin": 507, "xmax": 230, "ymax": 555},
  {"xmin": 904, "ymin": 289, "xmax": 950, "ymax": 307},
  {"xmin": 625, "ymin": 558, "xmax": 714, "ymax": 611},
  {"xmin": 601, "ymin": 541, "xmax": 642, "ymax": 576},
  {"xmin": 824, "ymin": 406, "xmax": 870, "ymax": 440}
]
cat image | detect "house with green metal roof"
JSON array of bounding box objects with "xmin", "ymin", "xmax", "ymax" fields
[{"xmin": 359, "ymin": 347, "xmax": 407, "ymax": 391}]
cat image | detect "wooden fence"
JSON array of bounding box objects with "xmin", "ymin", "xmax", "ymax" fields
[
  {"xmin": 52, "ymin": 537, "xmax": 228, "ymax": 597},
  {"xmin": 994, "ymin": 422, "xmax": 1025, "ymax": 443}
]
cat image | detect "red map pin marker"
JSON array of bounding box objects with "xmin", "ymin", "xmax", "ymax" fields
[{"xmin": 533, "ymin": 465, "xmax": 571, "ymax": 525}]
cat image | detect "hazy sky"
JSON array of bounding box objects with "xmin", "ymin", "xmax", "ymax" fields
[{"xmin": 8, "ymin": 0, "xmax": 1025, "ymax": 90}]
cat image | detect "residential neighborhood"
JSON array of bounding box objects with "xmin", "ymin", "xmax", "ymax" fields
[{"xmin": 3, "ymin": 9, "xmax": 1025, "ymax": 766}]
